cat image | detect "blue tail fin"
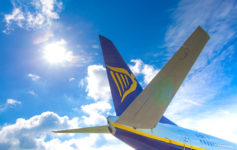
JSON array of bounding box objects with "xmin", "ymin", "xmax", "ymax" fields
[{"xmin": 99, "ymin": 35, "xmax": 143, "ymax": 116}]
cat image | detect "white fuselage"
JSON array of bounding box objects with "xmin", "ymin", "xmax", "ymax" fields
[{"xmin": 108, "ymin": 116, "xmax": 237, "ymax": 150}]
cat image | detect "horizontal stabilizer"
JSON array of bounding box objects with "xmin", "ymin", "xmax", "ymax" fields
[
  {"xmin": 53, "ymin": 125, "xmax": 110, "ymax": 133},
  {"xmin": 116, "ymin": 26, "xmax": 210, "ymax": 128}
]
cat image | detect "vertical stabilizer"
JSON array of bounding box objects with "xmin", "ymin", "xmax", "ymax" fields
[{"xmin": 99, "ymin": 35, "xmax": 143, "ymax": 116}]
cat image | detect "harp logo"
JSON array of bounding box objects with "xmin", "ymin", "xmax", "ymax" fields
[{"xmin": 106, "ymin": 65, "xmax": 137, "ymax": 103}]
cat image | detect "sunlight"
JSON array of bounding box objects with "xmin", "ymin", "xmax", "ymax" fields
[{"xmin": 43, "ymin": 40, "xmax": 73, "ymax": 64}]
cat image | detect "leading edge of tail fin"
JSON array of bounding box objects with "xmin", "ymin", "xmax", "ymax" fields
[{"xmin": 99, "ymin": 35, "xmax": 143, "ymax": 116}]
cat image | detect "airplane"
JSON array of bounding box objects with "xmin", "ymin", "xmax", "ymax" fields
[{"xmin": 54, "ymin": 26, "xmax": 237, "ymax": 150}]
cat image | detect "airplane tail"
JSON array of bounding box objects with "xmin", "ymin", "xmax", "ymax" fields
[
  {"xmin": 99, "ymin": 35, "xmax": 143, "ymax": 116},
  {"xmin": 54, "ymin": 26, "xmax": 209, "ymax": 134}
]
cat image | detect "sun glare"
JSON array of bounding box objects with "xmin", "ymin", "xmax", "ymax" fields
[{"xmin": 43, "ymin": 40, "xmax": 73, "ymax": 64}]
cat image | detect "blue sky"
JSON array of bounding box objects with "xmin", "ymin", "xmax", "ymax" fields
[{"xmin": 0, "ymin": 0, "xmax": 237, "ymax": 149}]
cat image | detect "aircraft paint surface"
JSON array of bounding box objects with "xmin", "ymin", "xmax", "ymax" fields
[{"xmin": 54, "ymin": 27, "xmax": 237, "ymax": 150}]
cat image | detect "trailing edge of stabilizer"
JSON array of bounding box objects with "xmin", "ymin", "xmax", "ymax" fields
[{"xmin": 53, "ymin": 125, "xmax": 110, "ymax": 133}]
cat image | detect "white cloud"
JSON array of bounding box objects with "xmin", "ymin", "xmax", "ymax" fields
[
  {"xmin": 0, "ymin": 112, "xmax": 133, "ymax": 150},
  {"xmin": 141, "ymin": 64, "xmax": 159, "ymax": 84},
  {"xmin": 0, "ymin": 99, "xmax": 21, "ymax": 112},
  {"xmin": 4, "ymin": 8, "xmax": 25, "ymax": 29},
  {"xmin": 42, "ymin": 134, "xmax": 134, "ymax": 150},
  {"xmin": 28, "ymin": 73, "xmax": 40, "ymax": 81},
  {"xmin": 6, "ymin": 99, "xmax": 21, "ymax": 105},
  {"xmin": 82, "ymin": 102, "xmax": 111, "ymax": 115},
  {"xmin": 78, "ymin": 79, "xmax": 85, "ymax": 87},
  {"xmin": 129, "ymin": 59, "xmax": 159, "ymax": 85},
  {"xmin": 28, "ymin": 90, "xmax": 38, "ymax": 96},
  {"xmin": 81, "ymin": 101, "xmax": 111, "ymax": 125},
  {"xmin": 129, "ymin": 59, "xmax": 143, "ymax": 75},
  {"xmin": 86, "ymin": 65, "xmax": 111, "ymax": 101},
  {"xmin": 3, "ymin": 0, "xmax": 63, "ymax": 33},
  {"xmin": 82, "ymin": 65, "xmax": 112, "ymax": 125},
  {"xmin": 69, "ymin": 77, "xmax": 75, "ymax": 82},
  {"xmin": 182, "ymin": 99, "xmax": 203, "ymax": 107},
  {"xmin": 0, "ymin": 111, "xmax": 79, "ymax": 150},
  {"xmin": 92, "ymin": 45, "xmax": 99, "ymax": 49}
]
